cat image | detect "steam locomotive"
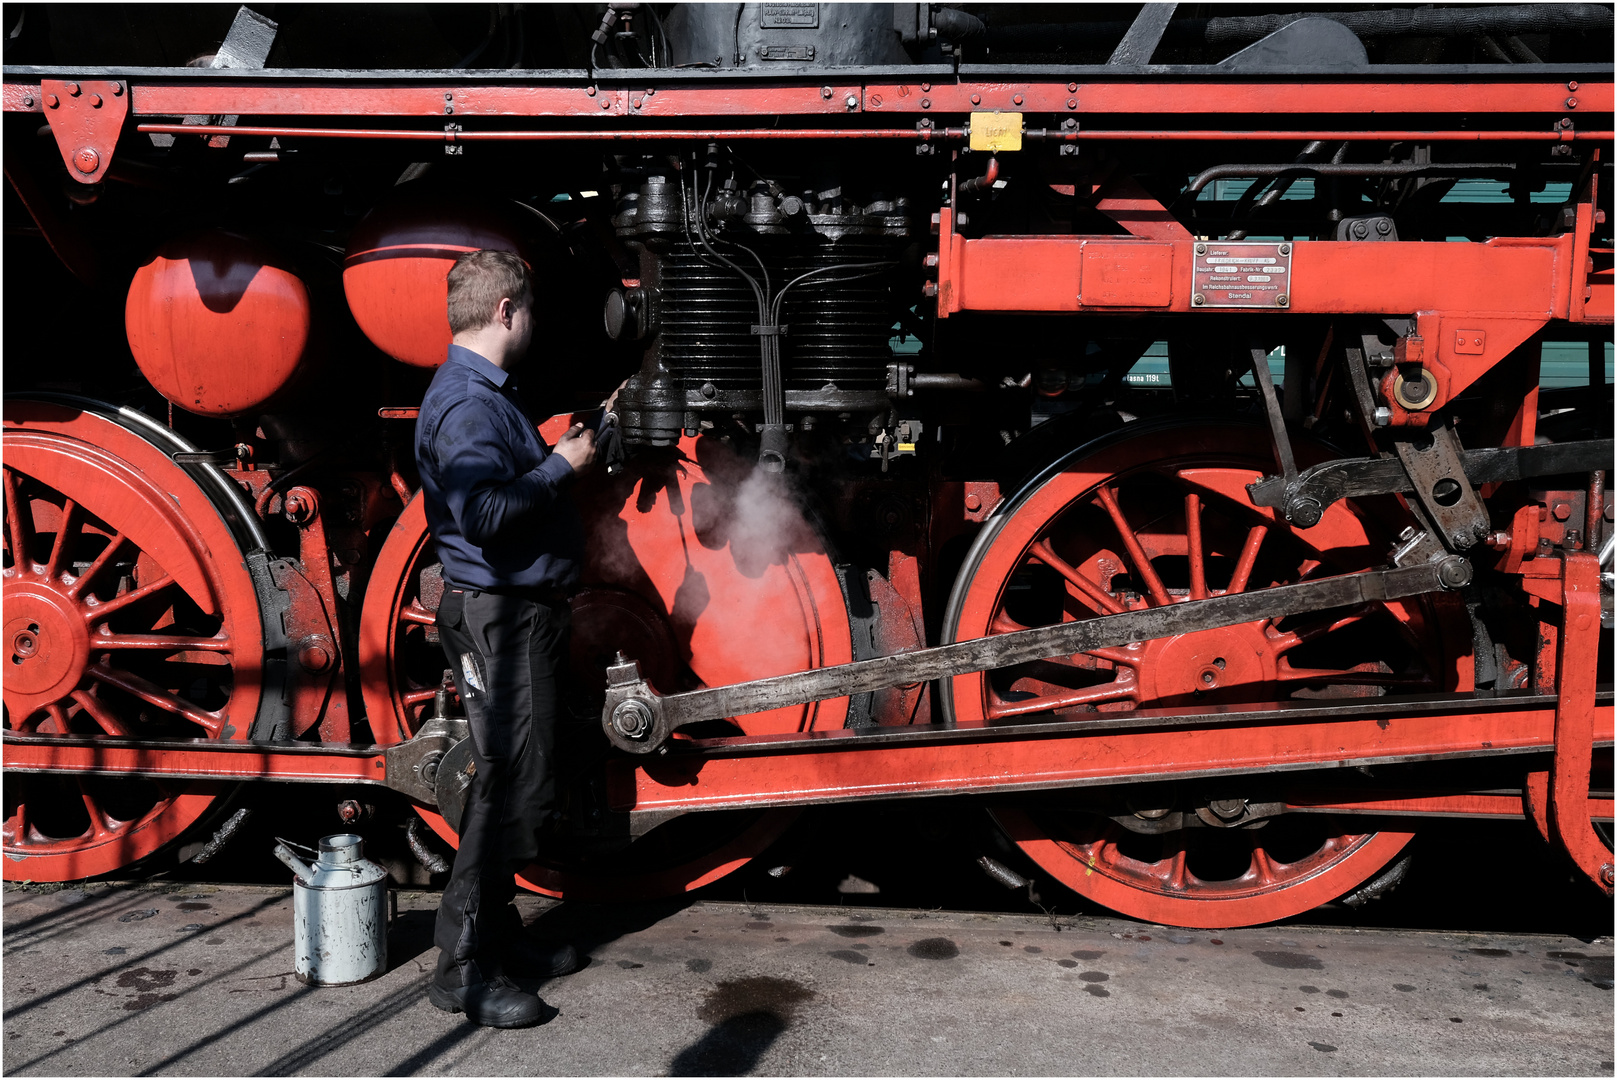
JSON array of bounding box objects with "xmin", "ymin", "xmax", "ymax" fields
[{"xmin": 3, "ymin": 2, "xmax": 1612, "ymax": 928}]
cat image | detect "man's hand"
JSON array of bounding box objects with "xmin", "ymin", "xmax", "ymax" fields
[{"xmin": 554, "ymin": 422, "xmax": 597, "ymax": 471}]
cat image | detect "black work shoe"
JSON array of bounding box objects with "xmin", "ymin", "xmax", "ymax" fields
[
  {"xmin": 428, "ymin": 974, "xmax": 544, "ymax": 1028},
  {"xmin": 506, "ymin": 937, "xmax": 581, "ymax": 978}
]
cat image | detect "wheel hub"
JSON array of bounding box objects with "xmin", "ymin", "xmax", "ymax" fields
[{"xmin": 3, "ymin": 582, "xmax": 90, "ymax": 715}]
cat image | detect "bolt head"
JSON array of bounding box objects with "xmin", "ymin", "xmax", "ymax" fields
[
  {"xmin": 1376, "ymin": 218, "xmax": 1392, "ymax": 234},
  {"xmin": 587, "ymin": 85, "xmax": 597, "ymax": 96},
  {"xmin": 970, "ymin": 94, "xmax": 980, "ymax": 105},
  {"xmin": 89, "ymin": 93, "xmax": 102, "ymax": 108},
  {"xmin": 1067, "ymin": 99, "xmax": 1077, "ymax": 110},
  {"xmin": 45, "ymin": 94, "xmax": 59, "ymax": 108},
  {"xmin": 111, "ymin": 82, "xmax": 124, "ymax": 96},
  {"xmin": 1602, "ymin": 864, "xmax": 1614, "ymax": 887},
  {"xmin": 1191, "ymin": 293, "xmax": 1204, "ymax": 306},
  {"xmin": 66, "ymin": 82, "xmax": 80, "ymax": 96},
  {"xmin": 920, "ymin": 98, "xmax": 930, "ymax": 109},
  {"xmin": 1289, "ymin": 498, "xmax": 1323, "ymax": 528},
  {"xmin": 1276, "ymin": 294, "xmax": 1289, "ymax": 307},
  {"xmin": 846, "ymin": 94, "xmax": 859, "ymax": 108},
  {"xmin": 21, "ymin": 95, "xmax": 32, "ymax": 107},
  {"xmin": 1068, "ymin": 82, "xmax": 1078, "ymax": 93},
  {"xmin": 1012, "ymin": 94, "xmax": 1024, "ymax": 105},
  {"xmin": 821, "ymin": 86, "xmax": 833, "ymax": 99},
  {"xmin": 921, "ymin": 83, "xmax": 932, "ymax": 92},
  {"xmin": 1566, "ymin": 97, "xmax": 1578, "ymax": 109},
  {"xmin": 1373, "ymin": 406, "xmax": 1393, "ymax": 427},
  {"xmin": 1278, "ymin": 243, "xmax": 1291, "ymax": 255},
  {"xmin": 612, "ymin": 699, "xmax": 654, "ymax": 740},
  {"xmin": 1194, "ymin": 243, "xmax": 1206, "ymax": 255},
  {"xmin": 1437, "ymin": 556, "xmax": 1473, "ymax": 589},
  {"xmin": 71, "ymin": 146, "xmax": 100, "ymax": 174}
]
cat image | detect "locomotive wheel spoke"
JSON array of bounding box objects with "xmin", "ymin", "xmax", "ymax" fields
[
  {"xmin": 84, "ymin": 663, "xmax": 223, "ymax": 735},
  {"xmin": 1028, "ymin": 541, "xmax": 1126, "ymax": 616},
  {"xmin": 1093, "ymin": 484, "xmax": 1172, "ymax": 607},
  {"xmin": 989, "ymin": 675, "xmax": 1137, "ymax": 719},
  {"xmin": 71, "ymin": 689, "xmax": 131, "ymax": 737},
  {"xmin": 89, "ymin": 631, "xmax": 231, "ymax": 654},
  {"xmin": 83, "ymin": 574, "xmax": 176, "ymax": 623},
  {"xmin": 44, "ymin": 498, "xmax": 80, "ymax": 582},
  {"xmin": 1226, "ymin": 525, "xmax": 1268, "ymax": 595},
  {"xmin": 399, "ymin": 606, "xmax": 436, "ymax": 627},
  {"xmin": 77, "ymin": 782, "xmax": 112, "ymax": 840},
  {"xmin": 1265, "ymin": 607, "xmax": 1369, "ymax": 651},
  {"xmin": 1185, "ymin": 494, "xmax": 1208, "ymax": 601},
  {"xmin": 1247, "ymin": 833, "xmax": 1279, "ymax": 888},
  {"xmin": 3, "ymin": 803, "xmax": 25, "ymax": 847},
  {"xmin": 63, "ymin": 532, "xmax": 127, "ymax": 601},
  {"xmin": 401, "ymin": 687, "xmax": 437, "ymax": 707},
  {"xmin": 43, "ymin": 703, "xmax": 72, "ymax": 736},
  {"xmin": 3, "ymin": 467, "xmax": 37, "ymax": 571}
]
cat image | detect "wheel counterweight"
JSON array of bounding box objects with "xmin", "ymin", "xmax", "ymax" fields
[
  {"xmin": 3, "ymin": 400, "xmax": 262, "ymax": 881},
  {"xmin": 944, "ymin": 423, "xmax": 1471, "ymax": 926}
]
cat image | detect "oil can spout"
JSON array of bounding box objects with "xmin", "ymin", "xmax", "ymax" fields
[{"xmin": 273, "ymin": 842, "xmax": 315, "ymax": 884}]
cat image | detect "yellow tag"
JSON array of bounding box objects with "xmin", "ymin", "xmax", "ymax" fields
[
  {"xmin": 896, "ymin": 443, "xmax": 916, "ymax": 452},
  {"xmin": 969, "ymin": 111, "xmax": 1022, "ymax": 153}
]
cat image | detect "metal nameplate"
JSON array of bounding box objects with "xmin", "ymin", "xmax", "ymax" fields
[
  {"xmin": 760, "ymin": 3, "xmax": 819, "ymax": 29},
  {"xmin": 1192, "ymin": 241, "xmax": 1293, "ymax": 309},
  {"xmin": 758, "ymin": 44, "xmax": 816, "ymax": 61}
]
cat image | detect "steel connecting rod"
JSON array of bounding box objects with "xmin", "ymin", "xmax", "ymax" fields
[{"xmin": 601, "ymin": 558, "xmax": 1464, "ymax": 753}]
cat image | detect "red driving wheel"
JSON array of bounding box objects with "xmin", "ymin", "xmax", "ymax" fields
[
  {"xmin": 3, "ymin": 399, "xmax": 263, "ymax": 881},
  {"xmin": 943, "ymin": 423, "xmax": 1472, "ymax": 927},
  {"xmin": 360, "ymin": 427, "xmax": 854, "ymax": 899}
]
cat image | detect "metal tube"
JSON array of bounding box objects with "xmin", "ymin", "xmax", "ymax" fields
[{"xmin": 137, "ymin": 121, "xmax": 1613, "ymax": 145}]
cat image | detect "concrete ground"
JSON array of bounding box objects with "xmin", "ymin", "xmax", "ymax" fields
[{"xmin": 3, "ymin": 881, "xmax": 1612, "ymax": 1077}]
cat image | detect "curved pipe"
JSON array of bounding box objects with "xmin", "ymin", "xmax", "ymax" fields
[{"xmin": 958, "ymin": 156, "xmax": 1001, "ymax": 198}]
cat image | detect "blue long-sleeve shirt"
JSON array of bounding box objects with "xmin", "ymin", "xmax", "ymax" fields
[{"xmin": 415, "ymin": 344, "xmax": 584, "ymax": 592}]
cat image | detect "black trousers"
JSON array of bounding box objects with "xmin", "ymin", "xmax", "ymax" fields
[{"xmin": 432, "ymin": 587, "xmax": 570, "ymax": 986}]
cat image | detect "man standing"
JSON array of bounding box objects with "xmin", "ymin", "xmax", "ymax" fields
[{"xmin": 415, "ymin": 248, "xmax": 596, "ymax": 1028}]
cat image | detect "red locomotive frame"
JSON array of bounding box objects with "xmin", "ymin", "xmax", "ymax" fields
[{"xmin": 3, "ymin": 22, "xmax": 1613, "ymax": 927}]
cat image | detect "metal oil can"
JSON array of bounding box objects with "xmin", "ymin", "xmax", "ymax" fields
[{"xmin": 273, "ymin": 833, "xmax": 389, "ymax": 986}]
